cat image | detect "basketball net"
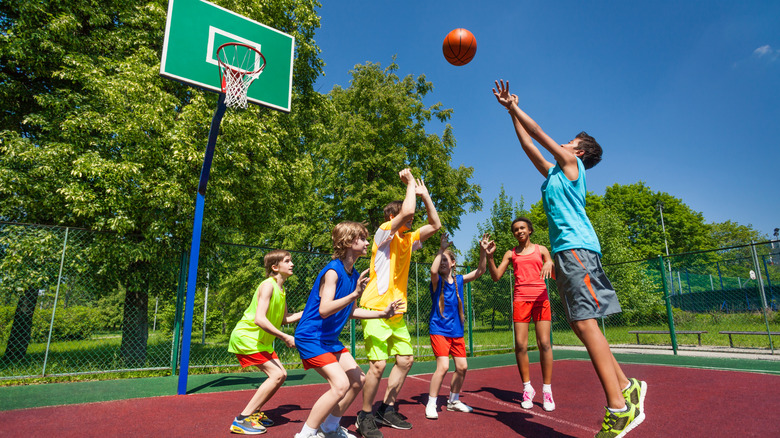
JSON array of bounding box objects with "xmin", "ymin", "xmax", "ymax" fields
[{"xmin": 216, "ymin": 43, "xmax": 266, "ymax": 109}]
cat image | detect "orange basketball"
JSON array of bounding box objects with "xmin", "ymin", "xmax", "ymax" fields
[{"xmin": 442, "ymin": 28, "xmax": 477, "ymax": 66}]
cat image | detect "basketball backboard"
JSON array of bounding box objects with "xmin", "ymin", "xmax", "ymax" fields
[{"xmin": 160, "ymin": 0, "xmax": 294, "ymax": 112}]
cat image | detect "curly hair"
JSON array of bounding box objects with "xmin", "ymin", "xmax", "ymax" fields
[{"xmin": 575, "ymin": 131, "xmax": 602, "ymax": 169}]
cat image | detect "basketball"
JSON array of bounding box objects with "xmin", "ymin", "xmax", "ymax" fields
[{"xmin": 442, "ymin": 28, "xmax": 477, "ymax": 66}]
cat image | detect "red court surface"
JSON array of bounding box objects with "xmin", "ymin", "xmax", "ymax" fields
[{"xmin": 2, "ymin": 359, "xmax": 778, "ymax": 437}]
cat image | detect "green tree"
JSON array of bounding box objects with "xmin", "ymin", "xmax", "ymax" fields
[
  {"xmin": 272, "ymin": 60, "xmax": 482, "ymax": 259},
  {"xmin": 603, "ymin": 182, "xmax": 711, "ymax": 259},
  {"xmin": 0, "ymin": 0, "xmax": 324, "ymax": 365}
]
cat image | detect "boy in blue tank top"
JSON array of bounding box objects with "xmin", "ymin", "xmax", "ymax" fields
[
  {"xmin": 294, "ymin": 222, "xmax": 403, "ymax": 438},
  {"xmin": 492, "ymin": 80, "xmax": 647, "ymax": 438}
]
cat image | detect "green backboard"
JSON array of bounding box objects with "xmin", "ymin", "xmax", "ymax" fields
[{"xmin": 160, "ymin": 0, "xmax": 294, "ymax": 112}]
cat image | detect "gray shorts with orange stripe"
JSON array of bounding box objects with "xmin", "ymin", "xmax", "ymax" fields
[{"xmin": 554, "ymin": 248, "xmax": 622, "ymax": 322}]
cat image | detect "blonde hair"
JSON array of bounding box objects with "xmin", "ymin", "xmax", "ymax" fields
[
  {"xmin": 264, "ymin": 249, "xmax": 291, "ymax": 277},
  {"xmin": 332, "ymin": 221, "xmax": 368, "ymax": 260}
]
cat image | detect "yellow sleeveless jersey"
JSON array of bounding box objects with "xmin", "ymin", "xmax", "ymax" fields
[{"xmin": 359, "ymin": 221, "xmax": 421, "ymax": 313}]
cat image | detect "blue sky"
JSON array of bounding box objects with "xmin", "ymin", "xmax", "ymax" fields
[{"xmin": 312, "ymin": 0, "xmax": 780, "ymax": 252}]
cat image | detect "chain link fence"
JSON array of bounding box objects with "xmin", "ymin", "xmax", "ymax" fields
[{"xmin": 2, "ymin": 222, "xmax": 779, "ymax": 381}]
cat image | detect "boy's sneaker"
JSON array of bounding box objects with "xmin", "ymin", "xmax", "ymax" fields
[
  {"xmin": 248, "ymin": 411, "xmax": 274, "ymax": 427},
  {"xmin": 446, "ymin": 400, "xmax": 473, "ymax": 413},
  {"xmin": 521, "ymin": 387, "xmax": 536, "ymax": 409},
  {"xmin": 318, "ymin": 426, "xmax": 357, "ymax": 438},
  {"xmin": 622, "ymin": 378, "xmax": 647, "ymax": 414},
  {"xmin": 375, "ymin": 406, "xmax": 412, "ymax": 430},
  {"xmin": 594, "ymin": 403, "xmax": 645, "ymax": 438},
  {"xmin": 542, "ymin": 392, "xmax": 556, "ymax": 412},
  {"xmin": 355, "ymin": 411, "xmax": 383, "ymax": 438},
  {"xmin": 230, "ymin": 417, "xmax": 267, "ymax": 435},
  {"xmin": 425, "ymin": 403, "xmax": 438, "ymax": 419}
]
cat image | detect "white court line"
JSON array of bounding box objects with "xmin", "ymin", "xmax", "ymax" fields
[{"xmin": 408, "ymin": 374, "xmax": 596, "ymax": 433}]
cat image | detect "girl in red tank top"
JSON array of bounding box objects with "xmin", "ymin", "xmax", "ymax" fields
[{"xmin": 484, "ymin": 217, "xmax": 556, "ymax": 412}]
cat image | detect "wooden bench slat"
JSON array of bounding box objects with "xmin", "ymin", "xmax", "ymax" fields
[
  {"xmin": 718, "ymin": 331, "xmax": 780, "ymax": 348},
  {"xmin": 628, "ymin": 330, "xmax": 707, "ymax": 346}
]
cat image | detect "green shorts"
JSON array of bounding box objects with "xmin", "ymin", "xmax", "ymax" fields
[{"xmin": 362, "ymin": 316, "xmax": 413, "ymax": 361}]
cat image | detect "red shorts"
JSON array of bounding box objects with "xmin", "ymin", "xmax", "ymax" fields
[
  {"xmin": 236, "ymin": 351, "xmax": 278, "ymax": 368},
  {"xmin": 513, "ymin": 300, "xmax": 551, "ymax": 323},
  {"xmin": 301, "ymin": 348, "xmax": 349, "ymax": 370},
  {"xmin": 430, "ymin": 334, "xmax": 467, "ymax": 358}
]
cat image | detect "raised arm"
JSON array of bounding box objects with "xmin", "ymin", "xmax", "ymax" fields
[
  {"xmin": 462, "ymin": 233, "xmax": 490, "ymax": 283},
  {"xmin": 254, "ymin": 281, "xmax": 295, "ymax": 348},
  {"xmin": 484, "ymin": 236, "xmax": 513, "ymax": 282},
  {"xmin": 429, "ymin": 232, "xmax": 450, "ymax": 287},
  {"xmin": 494, "ymin": 79, "xmax": 579, "ymax": 180},
  {"xmin": 415, "ymin": 177, "xmax": 442, "ymax": 243},
  {"xmin": 389, "ymin": 168, "xmax": 417, "ymax": 235}
]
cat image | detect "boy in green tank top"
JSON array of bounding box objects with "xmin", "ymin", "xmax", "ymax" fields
[{"xmin": 227, "ymin": 249, "xmax": 303, "ymax": 435}]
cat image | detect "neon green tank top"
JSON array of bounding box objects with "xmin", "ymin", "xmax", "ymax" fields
[{"xmin": 228, "ymin": 277, "xmax": 286, "ymax": 355}]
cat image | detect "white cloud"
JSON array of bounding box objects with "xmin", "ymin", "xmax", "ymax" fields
[{"xmin": 752, "ymin": 45, "xmax": 779, "ymax": 61}]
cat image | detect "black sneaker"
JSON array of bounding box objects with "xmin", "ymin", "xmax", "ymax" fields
[
  {"xmin": 376, "ymin": 406, "xmax": 412, "ymax": 430},
  {"xmin": 355, "ymin": 411, "xmax": 383, "ymax": 438}
]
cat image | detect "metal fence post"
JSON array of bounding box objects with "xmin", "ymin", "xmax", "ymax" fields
[
  {"xmin": 659, "ymin": 255, "xmax": 678, "ymax": 354},
  {"xmin": 171, "ymin": 249, "xmax": 188, "ymax": 375},
  {"xmin": 467, "ymin": 281, "xmax": 473, "ymax": 357},
  {"xmin": 42, "ymin": 227, "xmax": 69, "ymax": 377},
  {"xmin": 750, "ymin": 242, "xmax": 774, "ymax": 353}
]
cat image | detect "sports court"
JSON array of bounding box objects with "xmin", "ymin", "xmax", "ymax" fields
[{"xmin": 2, "ymin": 350, "xmax": 778, "ymax": 437}]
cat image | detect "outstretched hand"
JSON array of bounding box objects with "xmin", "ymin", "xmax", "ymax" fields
[
  {"xmin": 399, "ymin": 168, "xmax": 416, "ymax": 186},
  {"xmin": 414, "ymin": 178, "xmax": 429, "ymax": 198},
  {"xmin": 492, "ymin": 79, "xmax": 513, "ymax": 108},
  {"xmin": 481, "ymin": 234, "xmax": 496, "ymax": 255},
  {"xmin": 439, "ymin": 232, "xmax": 452, "ymax": 250},
  {"xmin": 353, "ymin": 269, "xmax": 370, "ymax": 299}
]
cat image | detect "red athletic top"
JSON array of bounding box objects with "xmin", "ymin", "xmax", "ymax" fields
[{"xmin": 511, "ymin": 244, "xmax": 549, "ymax": 302}]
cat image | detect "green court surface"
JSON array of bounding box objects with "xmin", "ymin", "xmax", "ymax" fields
[{"xmin": 1, "ymin": 349, "xmax": 778, "ymax": 412}]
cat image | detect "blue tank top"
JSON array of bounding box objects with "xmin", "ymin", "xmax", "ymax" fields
[
  {"xmin": 428, "ymin": 275, "xmax": 465, "ymax": 338},
  {"xmin": 541, "ymin": 158, "xmax": 601, "ymax": 255},
  {"xmin": 294, "ymin": 259, "xmax": 359, "ymax": 359}
]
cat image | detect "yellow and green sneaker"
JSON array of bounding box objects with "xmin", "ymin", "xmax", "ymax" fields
[
  {"xmin": 622, "ymin": 378, "xmax": 647, "ymax": 415},
  {"xmin": 594, "ymin": 402, "xmax": 644, "ymax": 438}
]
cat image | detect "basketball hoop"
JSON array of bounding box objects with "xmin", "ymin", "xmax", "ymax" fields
[{"xmin": 216, "ymin": 42, "xmax": 266, "ymax": 109}]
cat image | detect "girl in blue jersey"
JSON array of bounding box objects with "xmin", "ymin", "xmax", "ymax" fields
[
  {"xmin": 294, "ymin": 221, "xmax": 403, "ymax": 438},
  {"xmin": 424, "ymin": 232, "xmax": 489, "ymax": 420}
]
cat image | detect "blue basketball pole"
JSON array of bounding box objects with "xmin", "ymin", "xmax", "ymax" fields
[{"xmin": 178, "ymin": 93, "xmax": 227, "ymax": 395}]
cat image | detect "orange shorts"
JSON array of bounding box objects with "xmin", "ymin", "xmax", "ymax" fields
[
  {"xmin": 513, "ymin": 300, "xmax": 551, "ymax": 323},
  {"xmin": 430, "ymin": 334, "xmax": 467, "ymax": 358},
  {"xmin": 301, "ymin": 348, "xmax": 349, "ymax": 370},
  {"xmin": 236, "ymin": 351, "xmax": 278, "ymax": 368}
]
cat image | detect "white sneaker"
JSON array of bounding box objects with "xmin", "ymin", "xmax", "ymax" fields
[
  {"xmin": 446, "ymin": 400, "xmax": 473, "ymax": 413},
  {"xmin": 425, "ymin": 403, "xmax": 438, "ymax": 419},
  {"xmin": 521, "ymin": 387, "xmax": 536, "ymax": 409},
  {"xmin": 542, "ymin": 391, "xmax": 556, "ymax": 411},
  {"xmin": 317, "ymin": 426, "xmax": 356, "ymax": 438}
]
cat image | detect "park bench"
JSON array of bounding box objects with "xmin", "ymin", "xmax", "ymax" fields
[
  {"xmin": 628, "ymin": 330, "xmax": 708, "ymax": 346},
  {"xmin": 719, "ymin": 331, "xmax": 780, "ymax": 348}
]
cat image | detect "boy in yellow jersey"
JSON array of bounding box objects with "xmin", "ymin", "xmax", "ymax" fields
[
  {"xmin": 227, "ymin": 250, "xmax": 303, "ymax": 435},
  {"xmin": 356, "ymin": 169, "xmax": 441, "ymax": 438}
]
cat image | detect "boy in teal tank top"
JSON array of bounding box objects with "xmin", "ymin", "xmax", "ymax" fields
[
  {"xmin": 227, "ymin": 249, "xmax": 302, "ymax": 435},
  {"xmin": 492, "ymin": 80, "xmax": 647, "ymax": 438}
]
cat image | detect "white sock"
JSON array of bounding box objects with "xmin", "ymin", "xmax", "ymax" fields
[
  {"xmin": 427, "ymin": 395, "xmax": 437, "ymax": 407},
  {"xmin": 543, "ymin": 384, "xmax": 552, "ymax": 394},
  {"xmin": 300, "ymin": 423, "xmax": 318, "ymax": 436},
  {"xmin": 321, "ymin": 414, "xmax": 341, "ymax": 433},
  {"xmin": 523, "ymin": 381, "xmax": 533, "ymax": 392},
  {"xmin": 623, "ymin": 380, "xmax": 632, "ymax": 391},
  {"xmin": 608, "ymin": 405, "xmax": 629, "ymax": 413},
  {"xmin": 449, "ymin": 392, "xmax": 459, "ymax": 402}
]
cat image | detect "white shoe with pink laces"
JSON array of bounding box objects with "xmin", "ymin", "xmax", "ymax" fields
[{"xmin": 542, "ymin": 391, "xmax": 556, "ymax": 411}]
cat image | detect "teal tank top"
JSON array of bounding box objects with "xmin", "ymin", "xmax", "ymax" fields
[{"xmin": 541, "ymin": 158, "xmax": 601, "ymax": 255}]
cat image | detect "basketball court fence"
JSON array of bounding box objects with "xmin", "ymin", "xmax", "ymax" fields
[{"xmin": 1, "ymin": 221, "xmax": 778, "ymax": 381}]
